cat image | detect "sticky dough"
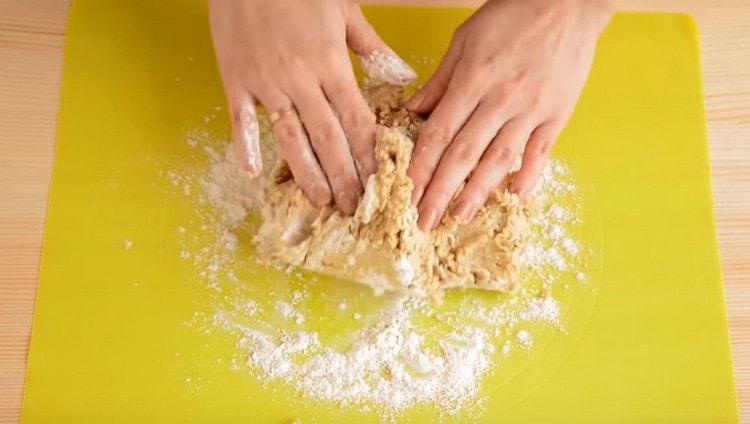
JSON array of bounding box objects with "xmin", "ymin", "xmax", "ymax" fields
[{"xmin": 253, "ymin": 84, "xmax": 531, "ymax": 299}]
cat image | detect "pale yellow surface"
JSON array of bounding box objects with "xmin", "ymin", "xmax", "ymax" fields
[{"xmin": 0, "ymin": 0, "xmax": 748, "ymax": 422}]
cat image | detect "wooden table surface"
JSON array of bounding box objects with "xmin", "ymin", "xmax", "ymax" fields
[{"xmin": 1, "ymin": 0, "xmax": 748, "ymax": 422}]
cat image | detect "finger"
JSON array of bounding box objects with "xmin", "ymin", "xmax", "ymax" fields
[
  {"xmin": 346, "ymin": 4, "xmax": 416, "ymax": 85},
  {"xmin": 228, "ymin": 91, "xmax": 262, "ymax": 176},
  {"xmin": 322, "ymin": 68, "xmax": 377, "ymax": 185},
  {"xmin": 510, "ymin": 120, "xmax": 565, "ymax": 200},
  {"xmin": 415, "ymin": 102, "xmax": 508, "ymax": 230},
  {"xmin": 260, "ymin": 91, "xmax": 332, "ymax": 208},
  {"xmin": 407, "ymin": 66, "xmax": 482, "ymax": 208},
  {"xmin": 405, "ymin": 30, "xmax": 465, "ymax": 113},
  {"xmin": 450, "ymin": 118, "xmax": 534, "ymax": 222},
  {"xmin": 292, "ymin": 84, "xmax": 363, "ymax": 215}
]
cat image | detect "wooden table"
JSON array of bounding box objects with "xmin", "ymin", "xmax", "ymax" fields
[{"xmin": 1, "ymin": 0, "xmax": 748, "ymax": 422}]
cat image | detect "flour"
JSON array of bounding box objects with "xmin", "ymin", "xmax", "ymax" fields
[
  {"xmin": 275, "ymin": 300, "xmax": 305, "ymax": 325},
  {"xmin": 516, "ymin": 330, "xmax": 533, "ymax": 349},
  {"xmin": 165, "ymin": 102, "xmax": 587, "ymax": 418},
  {"xmin": 358, "ymin": 51, "xmax": 417, "ymax": 86},
  {"xmin": 520, "ymin": 296, "xmax": 561, "ymax": 324}
]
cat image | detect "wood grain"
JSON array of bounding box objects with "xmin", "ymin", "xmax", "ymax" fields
[{"xmin": 0, "ymin": 0, "xmax": 748, "ymax": 422}]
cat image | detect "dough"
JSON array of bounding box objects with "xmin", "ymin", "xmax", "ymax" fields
[{"xmin": 254, "ymin": 84, "xmax": 532, "ymax": 299}]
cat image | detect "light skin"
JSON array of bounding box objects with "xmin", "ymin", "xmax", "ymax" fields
[{"xmin": 209, "ymin": 0, "xmax": 613, "ymax": 229}]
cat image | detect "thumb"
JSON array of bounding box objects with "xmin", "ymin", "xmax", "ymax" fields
[{"xmin": 346, "ymin": 5, "xmax": 416, "ymax": 86}]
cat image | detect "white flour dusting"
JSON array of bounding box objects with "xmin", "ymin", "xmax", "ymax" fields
[
  {"xmin": 358, "ymin": 51, "xmax": 417, "ymax": 86},
  {"xmin": 274, "ymin": 300, "xmax": 305, "ymax": 325},
  {"xmin": 516, "ymin": 330, "xmax": 533, "ymax": 349},
  {"xmin": 163, "ymin": 105, "xmax": 587, "ymax": 418}
]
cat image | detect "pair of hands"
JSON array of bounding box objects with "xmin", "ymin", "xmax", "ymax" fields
[{"xmin": 209, "ymin": 0, "xmax": 613, "ymax": 230}]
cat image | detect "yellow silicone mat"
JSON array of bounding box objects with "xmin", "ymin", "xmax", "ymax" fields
[{"xmin": 22, "ymin": 1, "xmax": 738, "ymax": 422}]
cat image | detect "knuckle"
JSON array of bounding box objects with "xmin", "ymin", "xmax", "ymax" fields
[
  {"xmin": 488, "ymin": 93, "xmax": 512, "ymax": 112},
  {"xmin": 449, "ymin": 138, "xmax": 480, "ymax": 163},
  {"xmin": 469, "ymin": 55, "xmax": 498, "ymax": 76},
  {"xmin": 458, "ymin": 189, "xmax": 482, "ymax": 208},
  {"xmin": 420, "ymin": 122, "xmax": 452, "ymax": 148},
  {"xmin": 340, "ymin": 109, "xmax": 375, "ymax": 134},
  {"xmin": 498, "ymin": 81, "xmax": 521, "ymax": 99},
  {"xmin": 310, "ymin": 120, "xmax": 340, "ymax": 145},
  {"xmin": 488, "ymin": 86, "xmax": 516, "ymax": 112},
  {"xmin": 231, "ymin": 104, "xmax": 257, "ymax": 129},
  {"xmin": 492, "ymin": 146, "xmax": 516, "ymax": 167},
  {"xmin": 275, "ymin": 120, "xmax": 300, "ymax": 142},
  {"xmin": 532, "ymin": 137, "xmax": 554, "ymax": 156}
]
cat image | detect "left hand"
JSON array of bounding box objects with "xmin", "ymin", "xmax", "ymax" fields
[{"xmin": 406, "ymin": 0, "xmax": 613, "ymax": 230}]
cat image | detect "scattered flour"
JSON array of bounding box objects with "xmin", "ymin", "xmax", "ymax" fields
[
  {"xmin": 275, "ymin": 300, "xmax": 305, "ymax": 325},
  {"xmin": 516, "ymin": 330, "xmax": 533, "ymax": 349}
]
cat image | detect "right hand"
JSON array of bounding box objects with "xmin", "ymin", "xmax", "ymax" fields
[{"xmin": 208, "ymin": 0, "xmax": 415, "ymax": 214}]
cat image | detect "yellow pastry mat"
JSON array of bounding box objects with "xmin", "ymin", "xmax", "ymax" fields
[{"xmin": 22, "ymin": 1, "xmax": 737, "ymax": 422}]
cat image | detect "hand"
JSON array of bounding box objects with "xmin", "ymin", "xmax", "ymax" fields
[
  {"xmin": 406, "ymin": 0, "xmax": 613, "ymax": 230},
  {"xmin": 209, "ymin": 0, "xmax": 415, "ymax": 214}
]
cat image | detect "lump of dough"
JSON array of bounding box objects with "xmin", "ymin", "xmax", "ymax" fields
[{"xmin": 253, "ymin": 84, "xmax": 532, "ymax": 300}]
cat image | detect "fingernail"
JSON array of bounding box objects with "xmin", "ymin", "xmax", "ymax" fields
[
  {"xmin": 411, "ymin": 185, "xmax": 425, "ymax": 206},
  {"xmin": 451, "ymin": 200, "xmax": 475, "ymax": 222},
  {"xmin": 338, "ymin": 189, "xmax": 360, "ymax": 215},
  {"xmin": 418, "ymin": 208, "xmax": 439, "ymax": 231},
  {"xmin": 406, "ymin": 90, "xmax": 426, "ymax": 111}
]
